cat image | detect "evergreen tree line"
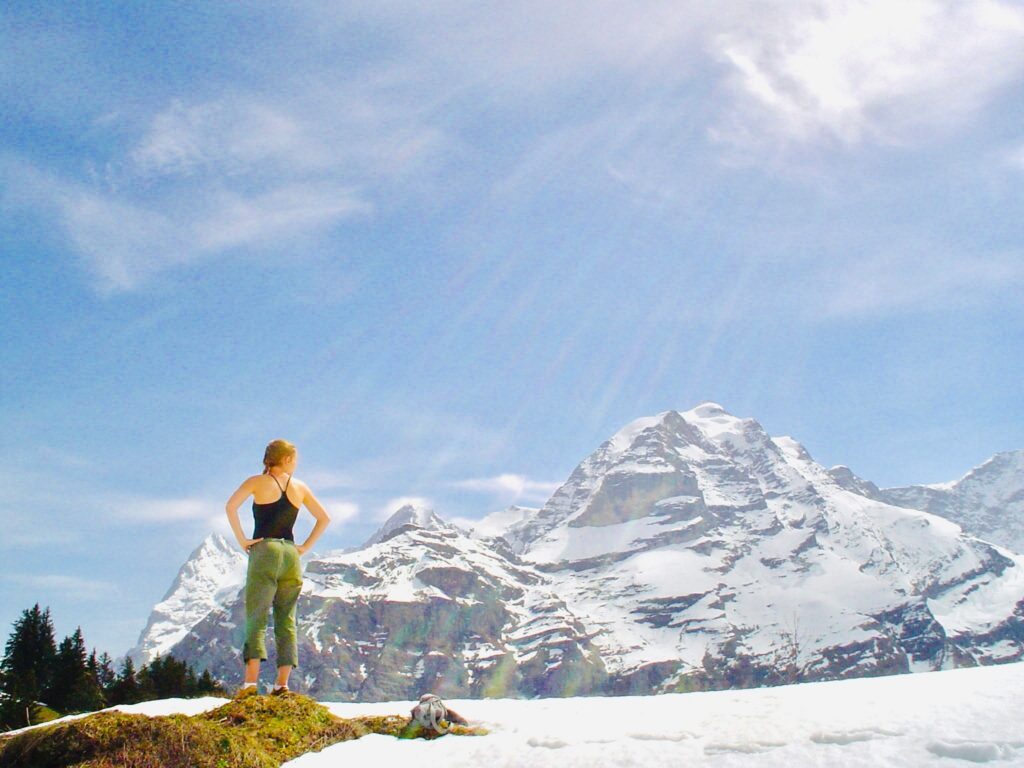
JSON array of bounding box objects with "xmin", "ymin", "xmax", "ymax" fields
[{"xmin": 0, "ymin": 604, "xmax": 225, "ymax": 730}]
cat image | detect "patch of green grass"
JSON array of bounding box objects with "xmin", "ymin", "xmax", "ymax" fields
[{"xmin": 0, "ymin": 692, "xmax": 487, "ymax": 768}]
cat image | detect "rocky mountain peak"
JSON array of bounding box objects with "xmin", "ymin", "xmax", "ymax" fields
[
  {"xmin": 878, "ymin": 448, "xmax": 1024, "ymax": 554},
  {"xmin": 827, "ymin": 465, "xmax": 881, "ymax": 497},
  {"xmin": 128, "ymin": 532, "xmax": 247, "ymax": 666},
  {"xmin": 362, "ymin": 503, "xmax": 450, "ymax": 548},
  {"xmin": 199, "ymin": 532, "xmax": 239, "ymax": 557},
  {"xmin": 962, "ymin": 449, "xmax": 1024, "ymax": 485},
  {"xmin": 131, "ymin": 406, "xmax": 1024, "ymax": 701}
]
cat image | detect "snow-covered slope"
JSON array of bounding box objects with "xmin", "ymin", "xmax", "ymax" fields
[
  {"xmin": 459, "ymin": 505, "xmax": 539, "ymax": 540},
  {"xmin": 304, "ymin": 662, "xmax": 1024, "ymax": 767},
  {"xmin": 129, "ymin": 533, "xmax": 247, "ymax": 666},
  {"xmin": 498, "ymin": 403, "xmax": 1024, "ymax": 686},
  {"xmin": 299, "ymin": 521, "xmax": 603, "ymax": 699},
  {"xmin": 16, "ymin": 663, "xmax": 1024, "ymax": 767},
  {"xmin": 132, "ymin": 404, "xmax": 1024, "ymax": 698},
  {"xmin": 877, "ymin": 450, "xmax": 1024, "ymax": 555}
]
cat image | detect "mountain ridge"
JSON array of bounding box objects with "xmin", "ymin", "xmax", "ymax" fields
[{"xmin": 128, "ymin": 403, "xmax": 1024, "ymax": 698}]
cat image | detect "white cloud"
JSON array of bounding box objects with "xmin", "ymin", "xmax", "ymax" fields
[
  {"xmin": 206, "ymin": 513, "xmax": 235, "ymax": 538},
  {"xmin": 6, "ymin": 0, "xmax": 1023, "ymax": 298},
  {"xmin": 312, "ymin": 1, "xmax": 1024, "ymax": 159},
  {"xmin": 808, "ymin": 246, "xmax": 1024, "ymax": 318},
  {"xmin": 447, "ymin": 516, "xmax": 480, "ymax": 533},
  {"xmin": 0, "ymin": 152, "xmax": 369, "ymax": 292},
  {"xmin": 314, "ymin": 498, "xmax": 360, "ymax": 524},
  {"xmin": 298, "ymin": 2, "xmax": 710, "ymax": 89},
  {"xmin": 711, "ymin": 0, "xmax": 1024, "ymax": 153},
  {"xmin": 108, "ymin": 495, "xmax": 216, "ymax": 523},
  {"xmin": 450, "ymin": 473, "xmax": 560, "ymax": 504},
  {"xmin": 1, "ymin": 70, "xmax": 448, "ymax": 291},
  {"xmin": 130, "ymin": 98, "xmax": 305, "ymax": 177},
  {"xmin": 0, "ymin": 525, "xmax": 78, "ymax": 549},
  {"xmin": 300, "ymin": 468, "xmax": 355, "ymax": 491},
  {"xmin": 5, "ymin": 574, "xmax": 120, "ymax": 601},
  {"xmin": 191, "ymin": 182, "xmax": 368, "ymax": 252}
]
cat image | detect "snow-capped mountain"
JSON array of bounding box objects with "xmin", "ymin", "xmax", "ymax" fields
[
  {"xmin": 492, "ymin": 403, "xmax": 1024, "ymax": 689},
  {"xmin": 360, "ymin": 503, "xmax": 452, "ymax": 548},
  {"xmin": 130, "ymin": 404, "xmax": 1024, "ymax": 698},
  {"xmin": 129, "ymin": 533, "xmax": 247, "ymax": 666},
  {"xmin": 826, "ymin": 465, "xmax": 882, "ymax": 498},
  {"xmin": 875, "ymin": 451, "xmax": 1024, "ymax": 555},
  {"xmin": 145, "ymin": 508, "xmax": 603, "ymax": 699}
]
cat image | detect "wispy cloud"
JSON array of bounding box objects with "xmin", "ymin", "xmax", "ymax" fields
[
  {"xmin": 5, "ymin": 573, "xmax": 121, "ymax": 601},
  {"xmin": 301, "ymin": 468, "xmax": 356, "ymax": 491},
  {"xmin": 5, "ymin": 0, "xmax": 1022, "ymax": 307},
  {"xmin": 300, "ymin": 402, "xmax": 519, "ymax": 495},
  {"xmin": 206, "ymin": 513, "xmax": 235, "ymax": 539},
  {"xmin": 808, "ymin": 245, "xmax": 1024, "ymax": 319},
  {"xmin": 314, "ymin": 498, "xmax": 360, "ymax": 524},
  {"xmin": 0, "ymin": 525, "xmax": 79, "ymax": 549},
  {"xmin": 450, "ymin": 473, "xmax": 560, "ymax": 504},
  {"xmin": 0, "ymin": 151, "xmax": 370, "ymax": 292},
  {"xmin": 108, "ymin": 495, "xmax": 216, "ymax": 523},
  {"xmin": 322, "ymin": 1, "xmax": 1024, "ymax": 163},
  {"xmin": 129, "ymin": 97, "xmax": 306, "ymax": 178},
  {"xmin": 1, "ymin": 67, "xmax": 450, "ymax": 292},
  {"xmin": 710, "ymin": 0, "xmax": 1024, "ymax": 155},
  {"xmin": 448, "ymin": 516, "xmax": 481, "ymax": 533}
]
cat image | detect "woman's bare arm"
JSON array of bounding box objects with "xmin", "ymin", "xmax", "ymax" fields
[
  {"xmin": 297, "ymin": 483, "xmax": 331, "ymax": 555},
  {"xmin": 225, "ymin": 476, "xmax": 263, "ymax": 551}
]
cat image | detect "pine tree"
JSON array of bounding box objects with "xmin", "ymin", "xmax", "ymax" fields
[
  {"xmin": 139, "ymin": 655, "xmax": 191, "ymax": 699},
  {"xmin": 95, "ymin": 651, "xmax": 116, "ymax": 696},
  {"xmin": 86, "ymin": 649, "xmax": 107, "ymax": 707},
  {"xmin": 127, "ymin": 654, "xmax": 226, "ymax": 700},
  {"xmin": 108, "ymin": 656, "xmax": 141, "ymax": 706},
  {"xmin": 0, "ymin": 604, "xmax": 58, "ymax": 728},
  {"xmin": 195, "ymin": 669, "xmax": 225, "ymax": 695},
  {"xmin": 48, "ymin": 629, "xmax": 103, "ymax": 713}
]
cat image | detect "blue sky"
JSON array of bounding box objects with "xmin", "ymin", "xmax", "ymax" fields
[{"xmin": 2, "ymin": 1, "xmax": 1023, "ymax": 659}]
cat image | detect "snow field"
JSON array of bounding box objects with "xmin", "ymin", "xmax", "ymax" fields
[
  {"xmin": 293, "ymin": 662, "xmax": 1024, "ymax": 767},
  {"xmin": 7, "ymin": 664, "xmax": 1022, "ymax": 766}
]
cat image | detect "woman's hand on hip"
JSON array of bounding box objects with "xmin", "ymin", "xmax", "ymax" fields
[
  {"xmin": 295, "ymin": 543, "xmax": 309, "ymax": 556},
  {"xmin": 242, "ymin": 537, "xmax": 264, "ymax": 552}
]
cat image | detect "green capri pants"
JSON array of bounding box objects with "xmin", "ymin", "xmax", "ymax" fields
[{"xmin": 243, "ymin": 539, "xmax": 303, "ymax": 667}]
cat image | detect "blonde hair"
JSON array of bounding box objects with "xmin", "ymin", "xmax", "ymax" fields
[{"xmin": 262, "ymin": 439, "xmax": 297, "ymax": 474}]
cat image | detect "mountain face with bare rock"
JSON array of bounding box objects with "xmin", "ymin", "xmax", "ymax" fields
[
  {"xmin": 875, "ymin": 451, "xmax": 1024, "ymax": 555},
  {"xmin": 130, "ymin": 404, "xmax": 1024, "ymax": 699}
]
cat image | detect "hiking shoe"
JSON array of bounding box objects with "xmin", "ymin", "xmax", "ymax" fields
[
  {"xmin": 234, "ymin": 684, "xmax": 260, "ymax": 699},
  {"xmin": 270, "ymin": 685, "xmax": 291, "ymax": 696}
]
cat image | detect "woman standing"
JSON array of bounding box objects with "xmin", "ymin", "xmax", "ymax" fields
[{"xmin": 225, "ymin": 439, "xmax": 331, "ymax": 695}]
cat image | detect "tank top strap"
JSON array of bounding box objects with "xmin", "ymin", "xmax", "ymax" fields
[
  {"xmin": 270, "ymin": 474, "xmax": 286, "ymax": 493},
  {"xmin": 284, "ymin": 474, "xmax": 292, "ymax": 492}
]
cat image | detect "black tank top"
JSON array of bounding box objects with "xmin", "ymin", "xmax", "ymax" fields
[{"xmin": 252, "ymin": 474, "xmax": 299, "ymax": 541}]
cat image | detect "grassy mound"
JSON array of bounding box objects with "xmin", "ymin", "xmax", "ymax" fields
[{"xmin": 0, "ymin": 692, "xmax": 485, "ymax": 767}]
